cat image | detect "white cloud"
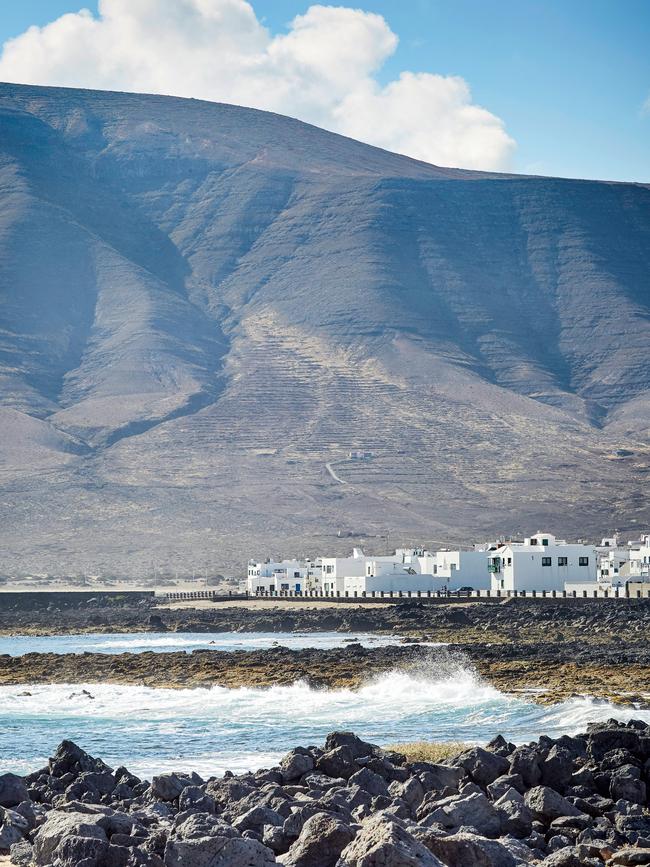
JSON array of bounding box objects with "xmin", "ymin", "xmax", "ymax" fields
[{"xmin": 0, "ymin": 0, "xmax": 516, "ymax": 171}]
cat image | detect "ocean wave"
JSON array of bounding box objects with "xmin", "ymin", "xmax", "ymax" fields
[{"xmin": 3, "ymin": 668, "xmax": 649, "ymax": 778}]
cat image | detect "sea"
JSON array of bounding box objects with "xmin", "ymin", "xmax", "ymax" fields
[{"xmin": 2, "ymin": 631, "xmax": 648, "ymax": 779}]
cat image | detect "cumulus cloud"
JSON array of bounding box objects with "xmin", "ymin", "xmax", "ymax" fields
[{"xmin": 0, "ymin": 0, "xmax": 516, "ymax": 170}]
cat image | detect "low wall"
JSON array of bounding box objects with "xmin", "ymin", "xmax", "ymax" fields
[{"xmin": 0, "ymin": 590, "xmax": 156, "ymax": 610}]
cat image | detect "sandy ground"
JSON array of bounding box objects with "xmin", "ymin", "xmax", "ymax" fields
[{"xmin": 159, "ymin": 598, "xmax": 393, "ymax": 610}]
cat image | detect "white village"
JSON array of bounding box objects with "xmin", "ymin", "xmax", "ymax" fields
[{"xmin": 246, "ymin": 532, "xmax": 650, "ymax": 599}]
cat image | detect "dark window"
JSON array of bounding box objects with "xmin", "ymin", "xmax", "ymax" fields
[
  {"xmin": 542, "ymin": 538, "xmax": 549, "ymax": 546},
  {"xmin": 531, "ymin": 538, "xmax": 538, "ymax": 545},
  {"xmin": 579, "ymin": 557, "xmax": 589, "ymax": 566},
  {"xmin": 542, "ymin": 557, "xmax": 552, "ymax": 566},
  {"xmin": 558, "ymin": 557, "xmax": 568, "ymax": 566}
]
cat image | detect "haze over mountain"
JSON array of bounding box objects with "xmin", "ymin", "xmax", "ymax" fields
[{"xmin": 0, "ymin": 82, "xmax": 649, "ymax": 578}]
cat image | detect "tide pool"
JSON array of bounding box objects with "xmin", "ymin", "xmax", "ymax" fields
[{"xmin": 0, "ymin": 630, "xmax": 406, "ymax": 656}]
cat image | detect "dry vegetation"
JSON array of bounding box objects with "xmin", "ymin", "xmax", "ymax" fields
[{"xmin": 385, "ymin": 741, "xmax": 469, "ymax": 763}]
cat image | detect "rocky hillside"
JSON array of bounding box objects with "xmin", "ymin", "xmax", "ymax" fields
[{"xmin": 0, "ymin": 83, "xmax": 649, "ymax": 576}]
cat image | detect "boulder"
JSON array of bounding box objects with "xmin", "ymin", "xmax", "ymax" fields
[
  {"xmin": 49, "ymin": 741, "xmax": 111, "ymax": 777},
  {"xmin": 324, "ymin": 732, "xmax": 375, "ymax": 759},
  {"xmin": 420, "ymin": 792, "xmax": 502, "ymax": 837},
  {"xmin": 416, "ymin": 764, "xmax": 465, "ymax": 794},
  {"xmin": 538, "ymin": 845, "xmax": 602, "ymax": 866},
  {"xmin": 32, "ymin": 811, "xmax": 108, "ymax": 865},
  {"xmin": 178, "ymin": 785, "xmax": 216, "ymax": 814},
  {"xmin": 388, "ymin": 777, "xmax": 425, "ymax": 810},
  {"xmin": 54, "ymin": 832, "xmax": 109, "ymax": 867},
  {"xmin": 425, "ymin": 831, "xmax": 526, "ymax": 867},
  {"xmin": 487, "ymin": 774, "xmax": 525, "ymax": 801},
  {"xmin": 494, "ymin": 788, "xmax": 533, "ymax": 838},
  {"xmin": 164, "ymin": 834, "xmax": 276, "ymax": 866},
  {"xmin": 608, "ymin": 848, "xmax": 650, "ymax": 865},
  {"xmin": 347, "ymin": 768, "xmax": 389, "ymax": 798},
  {"xmin": 278, "ymin": 812, "xmax": 354, "ymax": 866},
  {"xmin": 233, "ymin": 806, "xmax": 283, "ymax": 833},
  {"xmin": 541, "ymin": 747, "xmax": 574, "ymax": 794},
  {"xmin": 524, "ymin": 787, "xmax": 585, "ymax": 823},
  {"xmin": 318, "ymin": 747, "xmax": 356, "ymax": 781},
  {"xmin": 281, "ymin": 750, "xmax": 314, "ymax": 783},
  {"xmin": 151, "ymin": 773, "xmax": 192, "ymax": 801},
  {"xmin": 0, "ymin": 774, "xmax": 29, "ymax": 808},
  {"xmin": 336, "ymin": 813, "xmax": 445, "ymax": 866},
  {"xmin": 455, "ymin": 747, "xmax": 510, "ymax": 789},
  {"xmin": 610, "ymin": 765, "xmax": 646, "ymax": 805},
  {"xmin": 509, "ymin": 746, "xmax": 542, "ymax": 789},
  {"xmin": 0, "ymin": 805, "xmax": 29, "ymax": 849},
  {"xmin": 8, "ymin": 840, "xmax": 33, "ymax": 866}
]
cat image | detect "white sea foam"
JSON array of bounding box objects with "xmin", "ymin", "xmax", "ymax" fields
[{"xmin": 3, "ymin": 668, "xmax": 650, "ymax": 778}]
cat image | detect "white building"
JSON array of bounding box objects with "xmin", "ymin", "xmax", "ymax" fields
[
  {"xmin": 247, "ymin": 558, "xmax": 321, "ymax": 594},
  {"xmin": 488, "ymin": 532, "xmax": 597, "ymax": 593},
  {"xmin": 343, "ymin": 548, "xmax": 444, "ymax": 595},
  {"xmin": 628, "ymin": 534, "xmax": 650, "ymax": 579},
  {"xmin": 320, "ymin": 548, "xmax": 367, "ymax": 594},
  {"xmin": 432, "ymin": 549, "xmax": 492, "ymax": 590},
  {"xmin": 596, "ymin": 535, "xmax": 631, "ymax": 587}
]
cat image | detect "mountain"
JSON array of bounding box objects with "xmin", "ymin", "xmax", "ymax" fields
[{"xmin": 0, "ymin": 82, "xmax": 648, "ymax": 578}]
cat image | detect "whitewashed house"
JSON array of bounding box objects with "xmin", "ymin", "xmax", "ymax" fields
[
  {"xmin": 343, "ymin": 548, "xmax": 444, "ymax": 595},
  {"xmin": 320, "ymin": 548, "xmax": 367, "ymax": 594},
  {"xmin": 628, "ymin": 534, "xmax": 650, "ymax": 581},
  {"xmin": 247, "ymin": 558, "xmax": 321, "ymax": 594},
  {"xmin": 596, "ymin": 535, "xmax": 631, "ymax": 587},
  {"xmin": 488, "ymin": 532, "xmax": 597, "ymax": 593},
  {"xmin": 432, "ymin": 549, "xmax": 492, "ymax": 590}
]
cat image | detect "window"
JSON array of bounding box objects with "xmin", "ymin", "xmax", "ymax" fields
[
  {"xmin": 507, "ymin": 557, "xmax": 512, "ymax": 566},
  {"xmin": 542, "ymin": 538, "xmax": 549, "ymax": 546},
  {"xmin": 530, "ymin": 538, "xmax": 538, "ymax": 545},
  {"xmin": 558, "ymin": 557, "xmax": 568, "ymax": 566},
  {"xmin": 542, "ymin": 557, "xmax": 552, "ymax": 566},
  {"xmin": 325, "ymin": 565, "xmax": 333, "ymax": 574},
  {"xmin": 579, "ymin": 557, "xmax": 589, "ymax": 566},
  {"xmin": 294, "ymin": 572, "xmax": 300, "ymax": 578}
]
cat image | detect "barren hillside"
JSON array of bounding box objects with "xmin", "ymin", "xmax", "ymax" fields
[{"xmin": 0, "ymin": 83, "xmax": 648, "ymax": 577}]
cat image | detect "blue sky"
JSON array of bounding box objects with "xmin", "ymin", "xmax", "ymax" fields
[{"xmin": 0, "ymin": 0, "xmax": 648, "ymax": 181}]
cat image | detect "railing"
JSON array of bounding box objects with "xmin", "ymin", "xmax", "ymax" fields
[{"xmin": 162, "ymin": 586, "xmax": 650, "ymax": 602}]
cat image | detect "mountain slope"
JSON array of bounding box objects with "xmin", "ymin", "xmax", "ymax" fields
[{"xmin": 0, "ymin": 83, "xmax": 648, "ymax": 577}]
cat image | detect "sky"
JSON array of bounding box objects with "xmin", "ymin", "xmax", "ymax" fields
[{"xmin": 0, "ymin": 0, "xmax": 647, "ymax": 181}]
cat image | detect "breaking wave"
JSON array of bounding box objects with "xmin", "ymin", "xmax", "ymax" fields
[{"xmin": 3, "ymin": 668, "xmax": 649, "ymax": 779}]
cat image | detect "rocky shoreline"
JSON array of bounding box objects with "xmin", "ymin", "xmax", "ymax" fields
[
  {"xmin": 3, "ymin": 598, "xmax": 650, "ymax": 646},
  {"xmin": 4, "ymin": 722, "xmax": 650, "ymax": 866}
]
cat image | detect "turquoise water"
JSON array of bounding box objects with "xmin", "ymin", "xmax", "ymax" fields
[
  {"xmin": 3, "ymin": 669, "xmax": 649, "ymax": 779},
  {"xmin": 0, "ymin": 631, "xmax": 405, "ymax": 656}
]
